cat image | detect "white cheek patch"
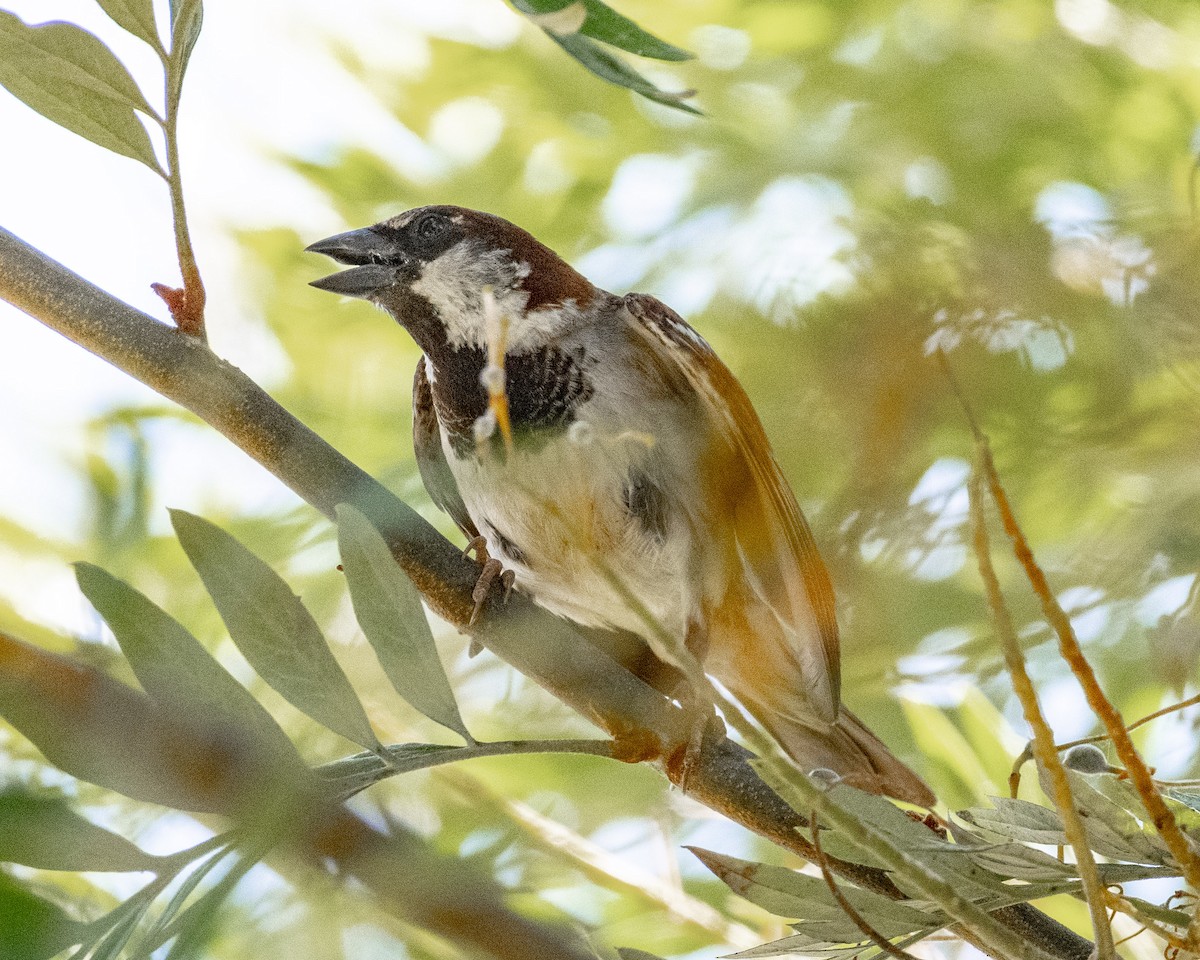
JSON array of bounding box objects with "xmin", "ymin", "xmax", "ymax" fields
[{"xmin": 413, "ymin": 243, "xmax": 579, "ymax": 351}]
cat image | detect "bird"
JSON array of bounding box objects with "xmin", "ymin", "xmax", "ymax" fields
[{"xmin": 307, "ymin": 205, "xmax": 934, "ymax": 806}]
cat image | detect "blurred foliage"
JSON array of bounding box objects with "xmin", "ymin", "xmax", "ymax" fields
[{"xmin": 5, "ymin": 0, "xmax": 1200, "ymax": 957}]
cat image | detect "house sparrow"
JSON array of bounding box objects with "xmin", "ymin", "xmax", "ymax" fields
[{"xmin": 307, "ymin": 206, "xmax": 933, "ymax": 806}]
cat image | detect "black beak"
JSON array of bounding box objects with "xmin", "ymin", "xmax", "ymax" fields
[{"xmin": 306, "ymin": 227, "xmax": 405, "ymax": 300}]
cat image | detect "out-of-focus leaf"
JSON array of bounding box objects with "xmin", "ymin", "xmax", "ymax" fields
[
  {"xmin": 336, "ymin": 504, "xmax": 470, "ymax": 741},
  {"xmin": 74, "ymin": 562, "xmax": 305, "ymax": 774},
  {"xmin": 513, "ymin": 0, "xmax": 691, "ymax": 61},
  {"xmin": 617, "ymin": 949, "xmax": 668, "ymax": 960},
  {"xmin": 902, "ymin": 698, "xmax": 998, "ymax": 804},
  {"xmin": 170, "ymin": 509, "xmax": 380, "ymax": 751},
  {"xmin": 96, "ymin": 0, "xmax": 161, "ymax": 50},
  {"xmin": 0, "ymin": 630, "xmax": 262, "ymax": 813},
  {"xmin": 548, "ymin": 32, "xmax": 699, "ymax": 114},
  {"xmin": 163, "ymin": 851, "xmax": 257, "ymax": 960},
  {"xmin": 0, "ymin": 12, "xmax": 162, "ymax": 172},
  {"xmin": 0, "ymin": 790, "xmax": 154, "ymax": 871},
  {"xmin": 0, "ymin": 872, "xmax": 84, "ymax": 960},
  {"xmin": 89, "ymin": 907, "xmax": 143, "ymax": 960},
  {"xmin": 687, "ymin": 847, "xmax": 937, "ymax": 941},
  {"xmin": 167, "ymin": 0, "xmax": 203, "ymax": 87}
]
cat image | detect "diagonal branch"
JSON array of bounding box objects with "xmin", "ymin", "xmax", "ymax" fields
[{"xmin": 0, "ymin": 225, "xmax": 1095, "ymax": 960}]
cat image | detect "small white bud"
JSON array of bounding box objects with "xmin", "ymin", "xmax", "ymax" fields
[
  {"xmin": 480, "ymin": 364, "xmax": 506, "ymax": 395},
  {"xmin": 567, "ymin": 420, "xmax": 594, "ymax": 446},
  {"xmin": 473, "ymin": 409, "xmax": 497, "ymax": 442}
]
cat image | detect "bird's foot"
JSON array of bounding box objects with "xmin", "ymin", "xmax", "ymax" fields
[
  {"xmin": 668, "ymin": 693, "xmax": 725, "ymax": 793},
  {"xmin": 463, "ymin": 538, "xmax": 516, "ymax": 646}
]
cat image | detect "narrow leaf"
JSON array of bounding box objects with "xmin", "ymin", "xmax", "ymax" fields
[
  {"xmin": 0, "ymin": 872, "xmax": 83, "ymax": 960},
  {"xmin": 170, "ymin": 509, "xmax": 380, "ymax": 750},
  {"xmin": 75, "ymin": 562, "xmax": 304, "ymax": 773},
  {"xmin": 577, "ymin": 1, "xmax": 691, "ymax": 60},
  {"xmin": 168, "ymin": 0, "xmax": 204, "ymax": 82},
  {"xmin": 548, "ymin": 32, "xmax": 700, "ymax": 114},
  {"xmin": 0, "ymin": 629, "xmax": 262, "ymax": 812},
  {"xmin": 617, "ymin": 950, "xmax": 668, "ymax": 960},
  {"xmin": 0, "ymin": 13, "xmax": 162, "ymax": 172},
  {"xmin": 513, "ymin": 0, "xmax": 691, "ymax": 60},
  {"xmin": 687, "ymin": 847, "xmax": 937, "ymax": 939},
  {"xmin": 336, "ymin": 504, "xmax": 470, "ymax": 741},
  {"xmin": 97, "ymin": 0, "xmax": 162, "ymax": 51},
  {"xmin": 959, "ymin": 797, "xmax": 1069, "ymax": 846},
  {"xmin": 0, "ymin": 790, "xmax": 153, "ymax": 872}
]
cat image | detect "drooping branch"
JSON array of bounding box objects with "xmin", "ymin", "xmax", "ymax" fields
[{"xmin": 0, "ymin": 225, "xmax": 1095, "ymax": 960}]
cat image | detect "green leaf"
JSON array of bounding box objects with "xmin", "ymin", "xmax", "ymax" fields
[
  {"xmin": 0, "ymin": 12, "xmax": 162, "ymax": 172},
  {"xmin": 513, "ymin": 0, "xmax": 692, "ymax": 61},
  {"xmin": 168, "ymin": 0, "xmax": 204, "ymax": 87},
  {"xmin": 170, "ymin": 509, "xmax": 381, "ymax": 751},
  {"xmin": 74, "ymin": 562, "xmax": 305, "ymax": 773},
  {"xmin": 616, "ymin": 950, "xmax": 668, "ymax": 960},
  {"xmin": 0, "ymin": 789, "xmax": 154, "ymax": 871},
  {"xmin": 0, "ymin": 630, "xmax": 248, "ymax": 812},
  {"xmin": 1061, "ymin": 771, "xmax": 1170, "ymax": 864},
  {"xmin": 336, "ymin": 504, "xmax": 471, "ymax": 741},
  {"xmin": 958, "ymin": 797, "xmax": 1070, "ymax": 846},
  {"xmin": 163, "ymin": 851, "xmax": 256, "ymax": 960},
  {"xmin": 96, "ymin": 0, "xmax": 162, "ymax": 51},
  {"xmin": 548, "ymin": 32, "xmax": 700, "ymax": 114},
  {"xmin": 687, "ymin": 847, "xmax": 937, "ymax": 941},
  {"xmin": 577, "ymin": 0, "xmax": 691, "ymax": 61},
  {"xmin": 0, "ymin": 872, "xmax": 84, "ymax": 960}
]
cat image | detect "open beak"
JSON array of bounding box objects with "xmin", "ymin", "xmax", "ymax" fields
[{"xmin": 306, "ymin": 227, "xmax": 402, "ymax": 299}]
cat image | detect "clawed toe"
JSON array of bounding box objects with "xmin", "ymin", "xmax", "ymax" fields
[
  {"xmin": 469, "ymin": 557, "xmax": 517, "ymax": 627},
  {"xmin": 463, "ymin": 535, "xmax": 489, "ymax": 562}
]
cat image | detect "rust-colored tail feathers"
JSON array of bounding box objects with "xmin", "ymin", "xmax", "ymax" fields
[{"xmin": 744, "ymin": 697, "xmax": 936, "ymax": 807}]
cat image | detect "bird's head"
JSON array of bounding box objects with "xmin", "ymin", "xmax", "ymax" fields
[{"xmin": 306, "ymin": 205, "xmax": 597, "ymax": 355}]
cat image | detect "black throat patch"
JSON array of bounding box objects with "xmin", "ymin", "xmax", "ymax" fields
[{"xmin": 428, "ymin": 343, "xmax": 595, "ymax": 457}]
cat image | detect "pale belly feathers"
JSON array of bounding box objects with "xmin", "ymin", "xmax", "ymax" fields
[{"xmin": 443, "ymin": 395, "xmax": 703, "ymax": 641}]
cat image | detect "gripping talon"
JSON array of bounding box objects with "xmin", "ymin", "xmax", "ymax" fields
[
  {"xmin": 471, "ymin": 557, "xmax": 504, "ymax": 626},
  {"xmin": 464, "ymin": 536, "xmax": 489, "ymax": 562},
  {"xmin": 500, "ymin": 569, "xmax": 516, "ymax": 603}
]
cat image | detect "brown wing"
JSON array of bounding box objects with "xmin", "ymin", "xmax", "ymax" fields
[
  {"xmin": 623, "ymin": 292, "xmax": 840, "ymax": 724},
  {"xmin": 413, "ymin": 359, "xmax": 479, "ymax": 540}
]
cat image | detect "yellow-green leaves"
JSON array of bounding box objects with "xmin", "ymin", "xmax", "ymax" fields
[
  {"xmin": 0, "ymin": 872, "xmax": 82, "ymax": 960},
  {"xmin": 96, "ymin": 0, "xmax": 162, "ymax": 51},
  {"xmin": 0, "ymin": 790, "xmax": 154, "ymax": 873},
  {"xmin": 170, "ymin": 509, "xmax": 382, "ymax": 752},
  {"xmin": 74, "ymin": 561, "xmax": 304, "ymax": 775},
  {"xmin": 0, "ymin": 12, "xmax": 162, "ymax": 172},
  {"xmin": 510, "ymin": 0, "xmax": 698, "ymax": 112},
  {"xmin": 336, "ymin": 504, "xmax": 472, "ymax": 742}
]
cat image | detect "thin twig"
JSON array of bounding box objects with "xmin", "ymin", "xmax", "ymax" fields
[
  {"xmin": 1056, "ymin": 693, "xmax": 1200, "ymax": 752},
  {"xmin": 159, "ymin": 43, "xmax": 205, "ymax": 339},
  {"xmin": 810, "ymin": 810, "xmax": 923, "ymax": 959},
  {"xmin": 966, "ymin": 466, "xmax": 1117, "ymax": 959},
  {"xmin": 959, "ymin": 399, "xmax": 1200, "ymax": 947}
]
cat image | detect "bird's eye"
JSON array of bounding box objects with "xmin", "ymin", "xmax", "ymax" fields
[{"xmin": 415, "ymin": 215, "xmax": 445, "ymax": 240}]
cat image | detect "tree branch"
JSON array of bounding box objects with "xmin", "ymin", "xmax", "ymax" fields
[{"xmin": 0, "ymin": 225, "xmax": 1095, "ymax": 960}]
